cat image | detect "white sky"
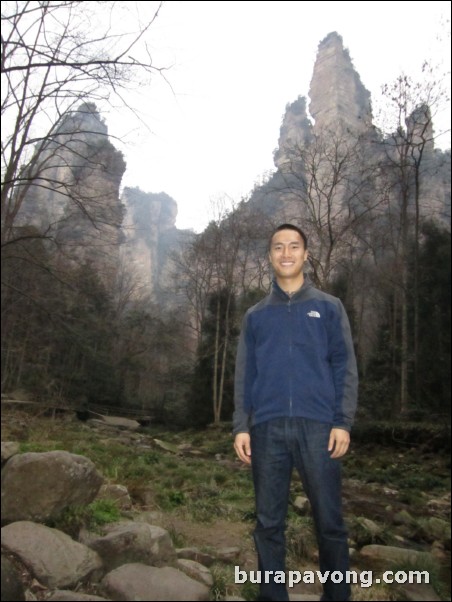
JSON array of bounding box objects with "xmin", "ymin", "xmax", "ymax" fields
[{"xmin": 109, "ymin": 1, "xmax": 451, "ymax": 232}]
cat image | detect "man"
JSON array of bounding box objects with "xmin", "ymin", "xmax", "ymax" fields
[{"xmin": 233, "ymin": 223, "xmax": 358, "ymax": 601}]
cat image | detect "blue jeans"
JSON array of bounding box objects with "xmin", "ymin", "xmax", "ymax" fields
[{"xmin": 250, "ymin": 417, "xmax": 350, "ymax": 602}]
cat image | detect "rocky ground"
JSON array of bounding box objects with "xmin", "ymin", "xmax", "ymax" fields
[{"xmin": 1, "ymin": 406, "xmax": 450, "ymax": 601}]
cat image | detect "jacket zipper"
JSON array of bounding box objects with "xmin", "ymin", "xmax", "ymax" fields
[{"xmin": 288, "ymin": 296, "xmax": 293, "ymax": 416}]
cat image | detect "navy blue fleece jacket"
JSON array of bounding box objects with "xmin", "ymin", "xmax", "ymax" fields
[{"xmin": 233, "ymin": 277, "xmax": 358, "ymax": 435}]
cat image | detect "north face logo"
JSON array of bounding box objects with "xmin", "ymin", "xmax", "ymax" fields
[{"xmin": 307, "ymin": 311, "xmax": 321, "ymax": 318}]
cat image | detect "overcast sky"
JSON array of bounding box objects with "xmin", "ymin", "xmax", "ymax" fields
[{"xmin": 110, "ymin": 1, "xmax": 451, "ymax": 232}]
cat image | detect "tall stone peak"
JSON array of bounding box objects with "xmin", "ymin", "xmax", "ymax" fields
[
  {"xmin": 122, "ymin": 187, "xmax": 178, "ymax": 239},
  {"xmin": 17, "ymin": 100, "xmax": 192, "ymax": 299},
  {"xmin": 121, "ymin": 187, "xmax": 193, "ymax": 302},
  {"xmin": 266, "ymin": 31, "xmax": 449, "ymax": 232},
  {"xmin": 56, "ymin": 102, "xmax": 108, "ymax": 137},
  {"xmin": 19, "ymin": 101, "xmax": 126, "ymax": 286},
  {"xmin": 309, "ymin": 31, "xmax": 372, "ymax": 132},
  {"xmin": 273, "ymin": 96, "xmax": 312, "ymax": 169},
  {"xmin": 406, "ymin": 103, "xmax": 434, "ymax": 152},
  {"xmin": 274, "ymin": 32, "xmax": 374, "ymax": 170}
]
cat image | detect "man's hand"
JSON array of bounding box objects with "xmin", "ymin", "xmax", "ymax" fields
[
  {"xmin": 328, "ymin": 428, "xmax": 350, "ymax": 459},
  {"xmin": 234, "ymin": 432, "xmax": 252, "ymax": 464}
]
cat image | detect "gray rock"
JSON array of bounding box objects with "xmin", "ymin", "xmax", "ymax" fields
[
  {"xmin": 176, "ymin": 547, "xmax": 215, "ymax": 567},
  {"xmin": 1, "ymin": 441, "xmax": 20, "ymax": 465},
  {"xmin": 99, "ymin": 416, "xmax": 140, "ymax": 430},
  {"xmin": 397, "ymin": 582, "xmax": 442, "ymax": 601},
  {"xmin": 87, "ymin": 522, "xmax": 176, "ymax": 571},
  {"xmin": 96, "ymin": 484, "xmax": 132, "ymax": 510},
  {"xmin": 1, "ymin": 521, "xmax": 102, "ymax": 589},
  {"xmin": 1, "ymin": 451, "xmax": 103, "ymax": 523},
  {"xmin": 102, "ymin": 563, "xmax": 210, "ymax": 600},
  {"xmin": 293, "ymin": 496, "xmax": 310, "ymax": 514},
  {"xmin": 360, "ymin": 544, "xmax": 432, "ymax": 565},
  {"xmin": 177, "ymin": 558, "xmax": 213, "ymax": 586},
  {"xmin": 215, "ymin": 547, "xmax": 241, "ymax": 564}
]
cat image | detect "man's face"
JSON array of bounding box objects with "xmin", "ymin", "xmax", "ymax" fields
[{"xmin": 269, "ymin": 229, "xmax": 308, "ymax": 280}]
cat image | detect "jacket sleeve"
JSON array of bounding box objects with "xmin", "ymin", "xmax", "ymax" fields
[
  {"xmin": 329, "ymin": 300, "xmax": 359, "ymax": 431},
  {"xmin": 232, "ymin": 311, "xmax": 255, "ymax": 435}
]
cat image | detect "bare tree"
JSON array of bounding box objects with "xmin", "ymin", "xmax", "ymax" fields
[
  {"xmin": 377, "ymin": 67, "xmax": 449, "ymax": 413},
  {"xmin": 1, "ymin": 0, "xmax": 165, "ymax": 246},
  {"xmin": 273, "ymin": 127, "xmax": 381, "ymax": 291},
  {"xmin": 0, "ymin": 1, "xmax": 174, "ymax": 405},
  {"xmin": 174, "ymin": 196, "xmax": 266, "ymax": 424},
  {"xmin": 172, "ymin": 233, "xmax": 216, "ymax": 347}
]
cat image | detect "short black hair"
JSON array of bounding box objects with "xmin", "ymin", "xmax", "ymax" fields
[{"xmin": 269, "ymin": 224, "xmax": 308, "ymax": 251}]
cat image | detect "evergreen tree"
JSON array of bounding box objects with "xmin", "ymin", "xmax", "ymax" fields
[{"xmin": 409, "ymin": 222, "xmax": 451, "ymax": 415}]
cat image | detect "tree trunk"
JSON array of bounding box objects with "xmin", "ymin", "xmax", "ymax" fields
[
  {"xmin": 212, "ymin": 296, "xmax": 221, "ymax": 423},
  {"xmin": 217, "ymin": 292, "xmax": 232, "ymax": 423},
  {"xmin": 400, "ymin": 262, "xmax": 409, "ymax": 414}
]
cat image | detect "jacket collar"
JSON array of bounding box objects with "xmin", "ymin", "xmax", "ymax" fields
[{"xmin": 271, "ymin": 275, "xmax": 312, "ymax": 301}]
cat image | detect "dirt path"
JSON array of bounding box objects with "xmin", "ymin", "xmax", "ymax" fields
[
  {"xmin": 158, "ymin": 514, "xmax": 325, "ymax": 598},
  {"xmin": 160, "ymin": 514, "xmax": 256, "ymax": 568}
]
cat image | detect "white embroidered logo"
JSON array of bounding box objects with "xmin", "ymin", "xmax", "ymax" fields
[{"xmin": 307, "ymin": 310, "xmax": 321, "ymax": 318}]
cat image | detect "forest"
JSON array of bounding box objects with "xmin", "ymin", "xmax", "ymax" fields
[{"xmin": 1, "ymin": 1, "xmax": 450, "ymax": 430}]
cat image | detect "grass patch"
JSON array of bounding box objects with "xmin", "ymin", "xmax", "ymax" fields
[
  {"xmin": 48, "ymin": 498, "xmax": 122, "ymax": 537},
  {"xmin": 165, "ymin": 522, "xmax": 188, "ymax": 548},
  {"xmin": 387, "ymin": 555, "xmax": 449, "ymax": 600},
  {"xmin": 240, "ymin": 579, "xmax": 260, "ymax": 601},
  {"xmin": 344, "ymin": 446, "xmax": 450, "ymax": 493},
  {"xmin": 209, "ymin": 564, "xmax": 229, "ymax": 601}
]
